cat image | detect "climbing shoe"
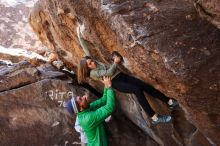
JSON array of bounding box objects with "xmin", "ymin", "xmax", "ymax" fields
[
  {"xmin": 152, "ymin": 115, "xmax": 173, "ymax": 125},
  {"xmin": 169, "ymin": 99, "xmax": 179, "ymax": 110}
]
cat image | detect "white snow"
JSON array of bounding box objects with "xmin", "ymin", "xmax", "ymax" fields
[
  {"xmin": 0, "ymin": 59, "xmax": 13, "ymax": 65},
  {"xmin": 0, "ymin": 0, "xmax": 37, "ymax": 7},
  {"xmin": 0, "ymin": 0, "xmax": 48, "ymax": 61},
  {"xmin": 0, "ymin": 45, "xmax": 47, "ymax": 61},
  {"xmin": 0, "ymin": 23, "xmax": 6, "ymax": 32},
  {"xmin": 0, "ymin": 17, "xmax": 13, "ymax": 23},
  {"xmin": 0, "ymin": 0, "xmax": 27, "ymax": 7}
]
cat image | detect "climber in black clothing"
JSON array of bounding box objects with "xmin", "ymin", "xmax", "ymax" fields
[{"xmin": 76, "ymin": 22, "xmax": 179, "ymax": 125}]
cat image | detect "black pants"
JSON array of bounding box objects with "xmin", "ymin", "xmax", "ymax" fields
[{"xmin": 112, "ymin": 73, "xmax": 170, "ymax": 117}]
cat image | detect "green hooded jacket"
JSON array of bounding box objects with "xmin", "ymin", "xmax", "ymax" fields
[{"xmin": 77, "ymin": 87, "xmax": 116, "ymax": 146}]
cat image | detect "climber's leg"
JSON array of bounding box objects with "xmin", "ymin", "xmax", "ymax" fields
[
  {"xmin": 119, "ymin": 73, "xmax": 170, "ymax": 102},
  {"xmin": 115, "ymin": 73, "xmax": 179, "ymax": 109},
  {"xmin": 112, "ymin": 80, "xmax": 172, "ymax": 125},
  {"xmin": 112, "ymin": 80, "xmax": 155, "ymax": 117}
]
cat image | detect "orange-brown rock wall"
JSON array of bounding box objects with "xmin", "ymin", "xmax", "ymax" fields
[{"xmin": 29, "ymin": 0, "xmax": 220, "ymax": 146}]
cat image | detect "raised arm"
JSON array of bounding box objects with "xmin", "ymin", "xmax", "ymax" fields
[
  {"xmin": 77, "ymin": 24, "xmax": 91, "ymax": 56},
  {"xmin": 84, "ymin": 77, "xmax": 116, "ymax": 129},
  {"xmin": 86, "ymin": 87, "xmax": 116, "ymax": 129},
  {"xmin": 79, "ymin": 37, "xmax": 91, "ymax": 56},
  {"xmin": 90, "ymin": 87, "xmax": 108, "ymax": 110}
]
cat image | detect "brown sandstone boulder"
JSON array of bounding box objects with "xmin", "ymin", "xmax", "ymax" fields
[
  {"xmin": 0, "ymin": 61, "xmax": 78, "ymax": 146},
  {"xmin": 0, "ymin": 62, "xmax": 157, "ymax": 146},
  {"xmin": 29, "ymin": 0, "xmax": 220, "ymax": 145},
  {"xmin": 195, "ymin": 0, "xmax": 220, "ymax": 29}
]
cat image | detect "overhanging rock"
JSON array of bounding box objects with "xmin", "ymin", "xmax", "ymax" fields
[{"xmin": 29, "ymin": 0, "xmax": 220, "ymax": 145}]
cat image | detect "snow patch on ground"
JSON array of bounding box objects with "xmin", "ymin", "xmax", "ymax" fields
[
  {"xmin": 0, "ymin": 59, "xmax": 13, "ymax": 65},
  {"xmin": 0, "ymin": 45, "xmax": 47, "ymax": 61},
  {"xmin": 0, "ymin": 0, "xmax": 47, "ymax": 53},
  {"xmin": 0, "ymin": 23, "xmax": 6, "ymax": 32},
  {"xmin": 0, "ymin": 0, "xmax": 37, "ymax": 8},
  {"xmin": 0, "ymin": 17, "xmax": 14, "ymax": 23}
]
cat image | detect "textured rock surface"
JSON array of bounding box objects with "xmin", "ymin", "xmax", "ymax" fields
[
  {"xmin": 0, "ymin": 0, "xmax": 48, "ymax": 69},
  {"xmin": 0, "ymin": 0, "xmax": 47, "ymax": 53},
  {"xmin": 195, "ymin": 0, "xmax": 220, "ymax": 29},
  {"xmin": 29, "ymin": 0, "xmax": 220, "ymax": 145},
  {"xmin": 0, "ymin": 61, "xmax": 157, "ymax": 146}
]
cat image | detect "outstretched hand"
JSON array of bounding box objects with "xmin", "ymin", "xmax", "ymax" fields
[{"xmin": 102, "ymin": 76, "xmax": 112, "ymax": 88}]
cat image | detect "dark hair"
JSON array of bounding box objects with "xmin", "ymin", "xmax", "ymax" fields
[
  {"xmin": 111, "ymin": 51, "xmax": 124, "ymax": 62},
  {"xmin": 84, "ymin": 56, "xmax": 92, "ymax": 60},
  {"xmin": 77, "ymin": 56, "xmax": 91, "ymax": 84}
]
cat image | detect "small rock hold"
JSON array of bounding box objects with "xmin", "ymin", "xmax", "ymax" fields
[
  {"xmin": 57, "ymin": 8, "xmax": 64, "ymax": 15},
  {"xmin": 67, "ymin": 13, "xmax": 75, "ymax": 19},
  {"xmin": 191, "ymin": 47, "xmax": 196, "ymax": 50},
  {"xmin": 185, "ymin": 14, "xmax": 193, "ymax": 20},
  {"xmin": 209, "ymin": 84, "xmax": 218, "ymax": 91},
  {"xmin": 52, "ymin": 60, "xmax": 64, "ymax": 69},
  {"xmin": 201, "ymin": 48, "xmax": 211, "ymax": 56},
  {"xmin": 64, "ymin": 141, "xmax": 69, "ymax": 146},
  {"xmin": 51, "ymin": 121, "xmax": 60, "ymax": 127},
  {"xmin": 145, "ymin": 3, "xmax": 159, "ymax": 12},
  {"xmin": 175, "ymin": 41, "xmax": 183, "ymax": 45}
]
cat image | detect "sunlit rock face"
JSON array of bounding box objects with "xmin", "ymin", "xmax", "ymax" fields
[
  {"xmin": 0, "ymin": 0, "xmax": 47, "ymax": 60},
  {"xmin": 29, "ymin": 0, "xmax": 220, "ymax": 146},
  {"xmin": 195, "ymin": 0, "xmax": 220, "ymax": 29}
]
